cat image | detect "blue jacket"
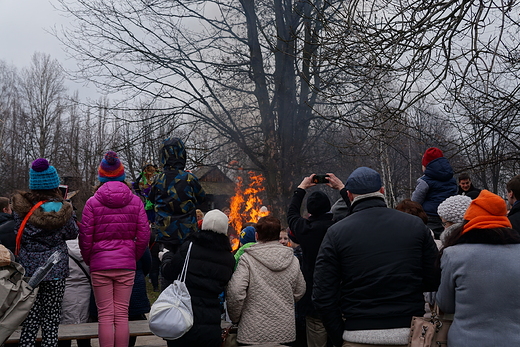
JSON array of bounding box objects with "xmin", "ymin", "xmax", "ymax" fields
[{"xmin": 412, "ymin": 157, "xmax": 457, "ymax": 216}]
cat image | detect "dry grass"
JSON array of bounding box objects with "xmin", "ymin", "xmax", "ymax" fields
[{"xmin": 145, "ymin": 278, "xmax": 160, "ymax": 304}]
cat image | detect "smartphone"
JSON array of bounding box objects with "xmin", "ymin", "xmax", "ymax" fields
[
  {"xmin": 58, "ymin": 185, "xmax": 69, "ymax": 199},
  {"xmin": 312, "ymin": 174, "xmax": 329, "ymax": 184}
]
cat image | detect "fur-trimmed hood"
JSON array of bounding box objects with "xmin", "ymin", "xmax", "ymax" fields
[{"xmin": 12, "ymin": 192, "xmax": 73, "ymax": 230}]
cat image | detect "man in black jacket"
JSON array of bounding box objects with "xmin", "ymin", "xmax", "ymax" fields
[
  {"xmin": 506, "ymin": 175, "xmax": 520, "ymax": 233},
  {"xmin": 287, "ymin": 173, "xmax": 349, "ymax": 347},
  {"xmin": 313, "ymin": 167, "xmax": 439, "ymax": 347},
  {"xmin": 457, "ymin": 172, "xmax": 481, "ymax": 199},
  {"xmin": 0, "ymin": 197, "xmax": 15, "ymax": 253}
]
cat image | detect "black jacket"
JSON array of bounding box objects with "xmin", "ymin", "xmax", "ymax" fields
[
  {"xmin": 129, "ymin": 248, "xmax": 152, "ymax": 317},
  {"xmin": 161, "ymin": 230, "xmax": 235, "ymax": 347},
  {"xmin": 0, "ymin": 212, "xmax": 16, "ymax": 253},
  {"xmin": 287, "ymin": 188, "xmax": 335, "ymax": 317},
  {"xmin": 313, "ymin": 196, "xmax": 440, "ymax": 347},
  {"xmin": 458, "ymin": 185, "xmax": 481, "ymax": 199},
  {"xmin": 508, "ymin": 202, "xmax": 520, "ymax": 234}
]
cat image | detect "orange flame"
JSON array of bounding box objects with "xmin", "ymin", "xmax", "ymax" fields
[
  {"xmin": 229, "ymin": 172, "xmax": 269, "ymax": 234},
  {"xmin": 230, "ymin": 237, "xmax": 240, "ymax": 252}
]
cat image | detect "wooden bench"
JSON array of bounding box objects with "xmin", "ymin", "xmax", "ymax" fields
[
  {"xmin": 6, "ymin": 321, "xmax": 284, "ymax": 346},
  {"xmin": 5, "ymin": 320, "xmax": 153, "ymax": 343}
]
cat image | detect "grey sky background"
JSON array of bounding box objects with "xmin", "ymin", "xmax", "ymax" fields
[{"xmin": 0, "ymin": 0, "xmax": 97, "ymax": 98}]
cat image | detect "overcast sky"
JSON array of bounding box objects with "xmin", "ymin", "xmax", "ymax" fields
[{"xmin": 0, "ymin": 0, "xmax": 97, "ymax": 98}]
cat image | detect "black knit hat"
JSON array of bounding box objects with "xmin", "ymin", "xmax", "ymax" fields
[{"xmin": 307, "ymin": 191, "xmax": 331, "ymax": 216}]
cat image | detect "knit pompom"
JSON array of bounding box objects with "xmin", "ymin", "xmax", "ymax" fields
[
  {"xmin": 104, "ymin": 151, "xmax": 118, "ymax": 165},
  {"xmin": 98, "ymin": 151, "xmax": 126, "ymax": 182},
  {"xmin": 31, "ymin": 158, "xmax": 50, "ymax": 172}
]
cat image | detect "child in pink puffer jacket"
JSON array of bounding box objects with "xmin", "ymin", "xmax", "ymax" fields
[{"xmin": 79, "ymin": 151, "xmax": 150, "ymax": 347}]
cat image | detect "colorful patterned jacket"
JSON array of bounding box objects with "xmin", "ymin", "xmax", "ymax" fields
[{"xmin": 149, "ymin": 138, "xmax": 206, "ymax": 248}]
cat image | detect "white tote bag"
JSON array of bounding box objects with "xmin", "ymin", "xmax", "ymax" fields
[{"xmin": 149, "ymin": 242, "xmax": 194, "ymax": 340}]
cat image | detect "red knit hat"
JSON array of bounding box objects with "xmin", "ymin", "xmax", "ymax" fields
[
  {"xmin": 462, "ymin": 190, "xmax": 512, "ymax": 235},
  {"xmin": 422, "ymin": 147, "xmax": 444, "ymax": 167}
]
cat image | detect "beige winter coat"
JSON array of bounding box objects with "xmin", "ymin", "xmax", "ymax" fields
[{"xmin": 226, "ymin": 241, "xmax": 306, "ymax": 345}]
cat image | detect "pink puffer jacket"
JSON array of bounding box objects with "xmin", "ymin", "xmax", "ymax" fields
[{"xmin": 79, "ymin": 181, "xmax": 150, "ymax": 272}]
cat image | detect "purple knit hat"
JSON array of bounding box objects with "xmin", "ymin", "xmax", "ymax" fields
[{"xmin": 29, "ymin": 158, "xmax": 60, "ymax": 190}]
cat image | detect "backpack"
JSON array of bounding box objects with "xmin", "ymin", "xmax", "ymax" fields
[{"xmin": 148, "ymin": 242, "xmax": 193, "ymax": 340}]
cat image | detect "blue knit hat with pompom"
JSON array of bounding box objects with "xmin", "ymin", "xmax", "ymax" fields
[{"xmin": 29, "ymin": 158, "xmax": 60, "ymax": 190}]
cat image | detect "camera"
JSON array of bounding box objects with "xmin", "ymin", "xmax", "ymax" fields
[
  {"xmin": 58, "ymin": 185, "xmax": 69, "ymax": 199},
  {"xmin": 312, "ymin": 174, "xmax": 329, "ymax": 184}
]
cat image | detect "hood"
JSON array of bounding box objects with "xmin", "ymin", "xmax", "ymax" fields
[
  {"xmin": 95, "ymin": 181, "xmax": 134, "ymax": 208},
  {"xmin": 244, "ymin": 241, "xmax": 295, "ymax": 271},
  {"xmin": 12, "ymin": 192, "xmax": 73, "ymax": 230},
  {"xmin": 159, "ymin": 137, "xmax": 186, "ymax": 170},
  {"xmin": 424, "ymin": 157, "xmax": 454, "ymax": 182}
]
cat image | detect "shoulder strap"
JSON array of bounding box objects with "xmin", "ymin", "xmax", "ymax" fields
[
  {"xmin": 68, "ymin": 253, "xmax": 91, "ymax": 283},
  {"xmin": 178, "ymin": 242, "xmax": 193, "ymax": 282},
  {"xmin": 15, "ymin": 200, "xmax": 48, "ymax": 256}
]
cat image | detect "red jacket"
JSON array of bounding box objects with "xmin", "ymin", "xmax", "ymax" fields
[{"xmin": 79, "ymin": 181, "xmax": 150, "ymax": 272}]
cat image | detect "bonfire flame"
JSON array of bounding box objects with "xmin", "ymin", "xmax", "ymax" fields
[
  {"xmin": 229, "ymin": 172, "xmax": 269, "ymax": 234},
  {"xmin": 230, "ymin": 237, "xmax": 240, "ymax": 252}
]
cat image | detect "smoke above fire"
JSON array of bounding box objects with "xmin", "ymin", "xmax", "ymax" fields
[{"xmin": 228, "ymin": 171, "xmax": 269, "ymax": 234}]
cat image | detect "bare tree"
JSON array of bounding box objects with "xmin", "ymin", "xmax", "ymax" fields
[
  {"xmin": 20, "ymin": 52, "xmax": 67, "ymax": 160},
  {"xmin": 0, "ymin": 61, "xmax": 29, "ymax": 193},
  {"xmin": 55, "ymin": 0, "xmax": 353, "ymax": 215}
]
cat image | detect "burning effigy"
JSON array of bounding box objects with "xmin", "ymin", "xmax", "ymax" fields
[{"xmin": 227, "ymin": 171, "xmax": 270, "ymax": 251}]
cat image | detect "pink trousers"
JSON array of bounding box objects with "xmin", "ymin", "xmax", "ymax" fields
[{"xmin": 92, "ymin": 269, "xmax": 135, "ymax": 347}]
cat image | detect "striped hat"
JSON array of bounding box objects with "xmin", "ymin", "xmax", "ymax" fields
[
  {"xmin": 29, "ymin": 158, "xmax": 60, "ymax": 190},
  {"xmin": 98, "ymin": 151, "xmax": 126, "ymax": 182}
]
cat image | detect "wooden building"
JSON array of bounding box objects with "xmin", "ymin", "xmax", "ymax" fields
[{"xmin": 192, "ymin": 166, "xmax": 235, "ymax": 212}]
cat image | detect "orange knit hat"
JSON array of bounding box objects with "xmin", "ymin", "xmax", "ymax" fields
[{"xmin": 462, "ymin": 190, "xmax": 512, "ymax": 235}]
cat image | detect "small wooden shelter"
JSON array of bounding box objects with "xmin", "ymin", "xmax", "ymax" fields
[{"xmin": 192, "ymin": 166, "xmax": 235, "ymax": 212}]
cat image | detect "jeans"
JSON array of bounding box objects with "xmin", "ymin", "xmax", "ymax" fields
[{"xmin": 92, "ymin": 269, "xmax": 135, "ymax": 347}]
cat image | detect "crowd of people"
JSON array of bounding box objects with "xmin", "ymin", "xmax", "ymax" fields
[{"xmin": 2, "ymin": 142, "xmax": 520, "ymax": 347}]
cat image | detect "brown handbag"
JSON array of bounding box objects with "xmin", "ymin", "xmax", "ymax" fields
[{"xmin": 408, "ymin": 307, "xmax": 452, "ymax": 347}]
